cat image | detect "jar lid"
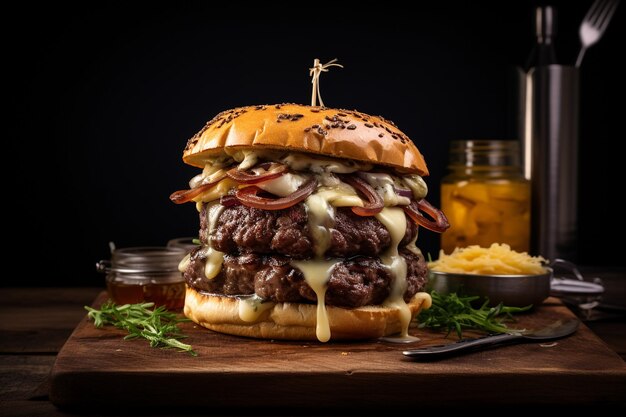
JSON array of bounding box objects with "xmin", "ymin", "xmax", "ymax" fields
[
  {"xmin": 449, "ymin": 140, "xmax": 522, "ymax": 168},
  {"xmin": 97, "ymin": 246, "xmax": 187, "ymax": 275},
  {"xmin": 167, "ymin": 237, "xmax": 200, "ymax": 252}
]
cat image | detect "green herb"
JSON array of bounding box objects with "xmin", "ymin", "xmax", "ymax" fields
[
  {"xmin": 85, "ymin": 301, "xmax": 197, "ymax": 356},
  {"xmin": 417, "ymin": 291, "xmax": 531, "ymax": 339},
  {"xmin": 192, "ymin": 238, "xmax": 201, "ymax": 245}
]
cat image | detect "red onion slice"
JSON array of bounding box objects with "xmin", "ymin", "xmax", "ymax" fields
[
  {"xmin": 235, "ymin": 178, "xmax": 318, "ymax": 210},
  {"xmin": 226, "ymin": 162, "xmax": 287, "ymax": 184},
  {"xmin": 404, "ymin": 199, "xmax": 450, "ymax": 233},
  {"xmin": 219, "ymin": 194, "xmax": 241, "ymax": 207},
  {"xmin": 394, "ymin": 187, "xmax": 413, "ymax": 198},
  {"xmin": 339, "ymin": 174, "xmax": 384, "ymax": 216},
  {"xmin": 169, "ymin": 173, "xmax": 228, "ymax": 204}
]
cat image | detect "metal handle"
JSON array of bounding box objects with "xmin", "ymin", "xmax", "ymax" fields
[{"xmin": 403, "ymin": 333, "xmax": 521, "ymax": 360}]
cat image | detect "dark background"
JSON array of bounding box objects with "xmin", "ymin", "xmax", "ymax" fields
[{"xmin": 6, "ymin": 1, "xmax": 625, "ymax": 287}]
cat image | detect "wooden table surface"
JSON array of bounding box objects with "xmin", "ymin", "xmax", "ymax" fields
[{"xmin": 1, "ymin": 269, "xmax": 625, "ymax": 415}]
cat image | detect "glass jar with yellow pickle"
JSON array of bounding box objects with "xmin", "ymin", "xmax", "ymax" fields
[{"xmin": 440, "ymin": 140, "xmax": 530, "ymax": 254}]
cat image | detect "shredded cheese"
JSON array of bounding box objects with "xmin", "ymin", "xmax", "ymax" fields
[{"xmin": 430, "ymin": 243, "xmax": 547, "ymax": 275}]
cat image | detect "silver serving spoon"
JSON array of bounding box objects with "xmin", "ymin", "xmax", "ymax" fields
[{"xmin": 403, "ymin": 318, "xmax": 579, "ymax": 360}]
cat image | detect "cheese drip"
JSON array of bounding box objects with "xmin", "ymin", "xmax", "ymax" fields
[
  {"xmin": 239, "ymin": 294, "xmax": 275, "ymax": 322},
  {"xmin": 376, "ymin": 207, "xmax": 419, "ymax": 342},
  {"xmin": 306, "ymin": 194, "xmax": 335, "ymax": 257},
  {"xmin": 291, "ymin": 259, "xmax": 340, "ymax": 342},
  {"xmin": 178, "ymin": 253, "xmax": 191, "ymax": 273},
  {"xmin": 203, "ymin": 202, "xmax": 225, "ymax": 280},
  {"xmin": 288, "ymin": 193, "xmax": 339, "ymax": 342},
  {"xmin": 405, "ymin": 228, "xmax": 422, "ymax": 257}
]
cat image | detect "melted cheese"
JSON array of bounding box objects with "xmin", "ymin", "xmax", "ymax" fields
[
  {"xmin": 379, "ymin": 292, "xmax": 432, "ymax": 344},
  {"xmin": 257, "ymin": 173, "xmax": 306, "ymax": 197},
  {"xmin": 305, "ymin": 194, "xmax": 335, "ymax": 257},
  {"xmin": 178, "ymin": 253, "xmax": 191, "ymax": 273},
  {"xmin": 375, "ymin": 207, "xmax": 417, "ymax": 341},
  {"xmin": 359, "ymin": 172, "xmax": 411, "ymax": 206},
  {"xmin": 281, "ymin": 153, "xmax": 372, "ymax": 173},
  {"xmin": 178, "ymin": 245, "xmax": 223, "ymax": 280},
  {"xmin": 405, "ymin": 229, "xmax": 422, "ymax": 257},
  {"xmin": 189, "ymin": 166, "xmax": 227, "ymax": 189},
  {"xmin": 293, "ymin": 193, "xmax": 341, "ymax": 342},
  {"xmin": 316, "ymin": 184, "xmax": 364, "ymax": 208},
  {"xmin": 291, "ymin": 259, "xmax": 340, "ymax": 342},
  {"xmin": 202, "ymin": 202, "xmax": 225, "ymax": 280},
  {"xmin": 214, "ymin": 150, "xmax": 374, "ymax": 174},
  {"xmin": 402, "ymin": 174, "xmax": 428, "ymax": 200},
  {"xmin": 192, "ymin": 178, "xmax": 239, "ymax": 204},
  {"xmin": 203, "ymin": 248, "xmax": 224, "ymax": 280},
  {"xmin": 238, "ymin": 294, "xmax": 276, "ymax": 322},
  {"xmin": 237, "ymin": 150, "xmax": 259, "ymax": 171}
]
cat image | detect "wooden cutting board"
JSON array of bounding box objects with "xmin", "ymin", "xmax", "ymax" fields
[{"xmin": 50, "ymin": 292, "xmax": 626, "ymax": 410}]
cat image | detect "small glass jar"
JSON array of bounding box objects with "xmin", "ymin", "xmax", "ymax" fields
[
  {"xmin": 97, "ymin": 247, "xmax": 187, "ymax": 310},
  {"xmin": 440, "ymin": 140, "xmax": 531, "ymax": 254}
]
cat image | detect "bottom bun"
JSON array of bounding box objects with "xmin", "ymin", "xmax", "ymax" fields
[{"xmin": 184, "ymin": 286, "xmax": 432, "ymax": 341}]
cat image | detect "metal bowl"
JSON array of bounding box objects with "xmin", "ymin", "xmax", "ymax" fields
[{"xmin": 428, "ymin": 269, "xmax": 552, "ymax": 308}]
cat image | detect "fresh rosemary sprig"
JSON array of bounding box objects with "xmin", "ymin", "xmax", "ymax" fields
[
  {"xmin": 417, "ymin": 291, "xmax": 531, "ymax": 339},
  {"xmin": 85, "ymin": 301, "xmax": 197, "ymax": 356}
]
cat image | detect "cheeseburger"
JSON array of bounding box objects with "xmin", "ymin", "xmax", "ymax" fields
[{"xmin": 171, "ymin": 103, "xmax": 449, "ymax": 342}]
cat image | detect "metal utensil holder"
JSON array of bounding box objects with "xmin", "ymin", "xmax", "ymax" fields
[{"xmin": 518, "ymin": 65, "xmax": 580, "ymax": 261}]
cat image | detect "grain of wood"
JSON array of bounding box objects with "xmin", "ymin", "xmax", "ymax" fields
[
  {"xmin": 0, "ymin": 356, "xmax": 55, "ymax": 401},
  {"xmin": 0, "ymin": 288, "xmax": 100, "ymax": 353},
  {"xmin": 49, "ymin": 292, "xmax": 626, "ymax": 409}
]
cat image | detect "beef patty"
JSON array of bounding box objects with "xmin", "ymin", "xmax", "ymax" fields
[
  {"xmin": 184, "ymin": 248, "xmax": 428, "ymax": 308},
  {"xmin": 203, "ymin": 203, "xmax": 418, "ymax": 258}
]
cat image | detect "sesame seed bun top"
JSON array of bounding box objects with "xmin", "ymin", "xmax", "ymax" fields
[{"xmin": 182, "ymin": 103, "xmax": 428, "ymax": 176}]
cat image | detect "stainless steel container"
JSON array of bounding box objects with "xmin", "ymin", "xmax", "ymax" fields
[
  {"xmin": 429, "ymin": 270, "xmax": 552, "ymax": 308},
  {"xmin": 517, "ymin": 65, "xmax": 580, "ymax": 261}
]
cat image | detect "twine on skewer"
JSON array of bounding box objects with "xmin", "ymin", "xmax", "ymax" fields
[{"xmin": 309, "ymin": 58, "xmax": 343, "ymax": 107}]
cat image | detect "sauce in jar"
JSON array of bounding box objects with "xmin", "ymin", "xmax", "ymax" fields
[
  {"xmin": 97, "ymin": 246, "xmax": 187, "ymax": 310},
  {"xmin": 440, "ymin": 140, "xmax": 530, "ymax": 254}
]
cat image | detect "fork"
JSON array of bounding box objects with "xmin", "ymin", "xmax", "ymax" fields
[{"xmin": 576, "ymin": 0, "xmax": 620, "ymax": 67}]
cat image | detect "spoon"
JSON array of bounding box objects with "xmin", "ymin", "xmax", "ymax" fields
[{"xmin": 403, "ymin": 318, "xmax": 579, "ymax": 360}]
